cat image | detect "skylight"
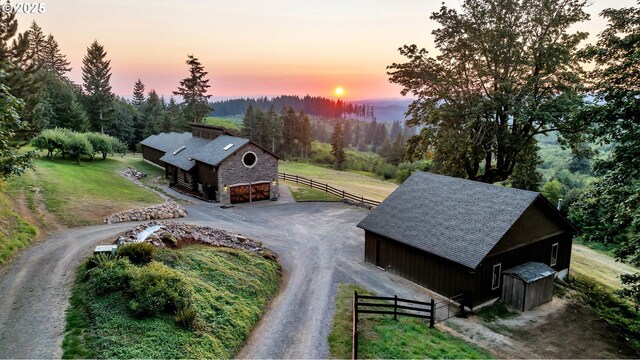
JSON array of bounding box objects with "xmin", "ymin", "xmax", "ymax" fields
[
  {"xmin": 172, "ymin": 146, "xmax": 186, "ymax": 155},
  {"xmin": 223, "ymin": 144, "xmax": 235, "ymax": 151}
]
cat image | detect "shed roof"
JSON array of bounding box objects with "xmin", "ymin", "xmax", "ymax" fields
[
  {"xmin": 357, "ymin": 171, "xmax": 552, "ymax": 269},
  {"xmin": 503, "ymin": 262, "xmax": 556, "ymax": 283},
  {"xmin": 159, "ymin": 137, "xmax": 210, "ymax": 171}
]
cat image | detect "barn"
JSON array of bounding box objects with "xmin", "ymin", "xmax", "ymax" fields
[
  {"xmin": 357, "ymin": 171, "xmax": 577, "ymax": 309},
  {"xmin": 140, "ymin": 124, "xmax": 280, "ymax": 204}
]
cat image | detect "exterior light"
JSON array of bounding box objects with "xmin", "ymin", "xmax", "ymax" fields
[
  {"xmin": 272, "ymin": 178, "xmax": 276, "ymax": 185},
  {"xmin": 223, "ymin": 184, "xmax": 228, "ymax": 192}
]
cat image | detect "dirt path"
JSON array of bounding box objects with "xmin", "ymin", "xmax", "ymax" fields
[{"xmin": 443, "ymin": 297, "xmax": 637, "ymax": 359}]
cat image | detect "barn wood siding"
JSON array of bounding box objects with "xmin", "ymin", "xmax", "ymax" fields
[
  {"xmin": 366, "ymin": 230, "xmax": 572, "ymax": 307},
  {"xmin": 191, "ymin": 124, "xmax": 230, "ymax": 140},
  {"xmin": 142, "ymin": 145, "xmax": 165, "ymax": 167},
  {"xmin": 196, "ymin": 161, "xmax": 217, "ymax": 189},
  {"xmin": 502, "ymin": 275, "xmax": 525, "ymax": 311},
  {"xmin": 166, "ymin": 164, "xmax": 197, "ymax": 191},
  {"xmin": 364, "ymin": 231, "xmax": 472, "ymax": 300}
]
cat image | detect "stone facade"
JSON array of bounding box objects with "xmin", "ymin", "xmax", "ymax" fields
[{"xmin": 218, "ymin": 142, "xmax": 279, "ymax": 204}]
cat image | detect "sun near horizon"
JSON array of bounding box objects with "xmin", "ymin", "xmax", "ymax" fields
[{"xmin": 335, "ymin": 86, "xmax": 345, "ymax": 97}]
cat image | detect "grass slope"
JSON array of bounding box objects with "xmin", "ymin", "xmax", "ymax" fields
[
  {"xmin": 570, "ymin": 244, "xmax": 638, "ymax": 290},
  {"xmin": 8, "ymin": 155, "xmax": 164, "ymax": 227},
  {"xmin": 0, "ymin": 186, "xmax": 38, "ymax": 266},
  {"xmin": 280, "ymin": 162, "xmax": 397, "ymax": 202},
  {"xmin": 63, "ymin": 245, "xmax": 281, "ymax": 359},
  {"xmin": 329, "ymin": 284, "xmax": 491, "ymax": 359}
]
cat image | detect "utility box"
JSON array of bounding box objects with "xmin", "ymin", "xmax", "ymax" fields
[{"xmin": 94, "ymin": 245, "xmax": 118, "ymax": 255}]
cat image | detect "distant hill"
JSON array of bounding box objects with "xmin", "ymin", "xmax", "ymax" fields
[{"xmin": 209, "ymin": 96, "xmax": 413, "ymax": 123}]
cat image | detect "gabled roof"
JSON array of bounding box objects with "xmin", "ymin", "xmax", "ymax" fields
[
  {"xmin": 503, "ymin": 262, "xmax": 556, "ymax": 283},
  {"xmin": 159, "ymin": 137, "xmax": 210, "ymax": 171},
  {"xmin": 190, "ymin": 135, "xmax": 251, "ymax": 166},
  {"xmin": 357, "ymin": 171, "xmax": 568, "ymax": 269},
  {"xmin": 139, "ymin": 132, "xmax": 192, "ymax": 153}
]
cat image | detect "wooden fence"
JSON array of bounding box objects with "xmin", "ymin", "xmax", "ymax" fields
[
  {"xmin": 351, "ymin": 291, "xmax": 435, "ymax": 359},
  {"xmin": 279, "ymin": 173, "xmax": 381, "ymax": 207}
]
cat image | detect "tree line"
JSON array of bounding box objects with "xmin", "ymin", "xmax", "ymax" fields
[
  {"xmin": 0, "ymin": 13, "xmax": 213, "ymax": 175},
  {"xmin": 212, "ymin": 95, "xmax": 377, "ymax": 121}
]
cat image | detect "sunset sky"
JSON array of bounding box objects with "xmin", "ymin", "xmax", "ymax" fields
[{"xmin": 17, "ymin": 0, "xmax": 638, "ymax": 100}]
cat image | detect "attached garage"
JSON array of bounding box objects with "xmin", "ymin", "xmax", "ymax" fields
[{"xmin": 230, "ymin": 182, "xmax": 271, "ymax": 204}]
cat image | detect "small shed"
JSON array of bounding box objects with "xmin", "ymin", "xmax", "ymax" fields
[{"xmin": 502, "ymin": 262, "xmax": 556, "ymax": 311}]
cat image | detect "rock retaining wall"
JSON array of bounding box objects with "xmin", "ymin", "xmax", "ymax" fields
[{"xmin": 104, "ymin": 201, "xmax": 187, "ymax": 224}]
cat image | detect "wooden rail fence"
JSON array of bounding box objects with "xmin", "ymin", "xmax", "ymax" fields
[
  {"xmin": 279, "ymin": 173, "xmax": 381, "ymax": 207},
  {"xmin": 351, "ymin": 291, "xmax": 435, "ymax": 359}
]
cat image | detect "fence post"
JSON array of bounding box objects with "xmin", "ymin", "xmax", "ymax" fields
[
  {"xmin": 429, "ymin": 298, "xmax": 435, "ymax": 328},
  {"xmin": 310, "ymin": 179, "xmax": 313, "ymax": 188},
  {"xmin": 325, "ymin": 183, "xmax": 328, "ymax": 193},
  {"xmin": 394, "ymin": 295, "xmax": 398, "ymax": 320},
  {"xmin": 353, "ymin": 291, "xmax": 359, "ymax": 360},
  {"xmin": 296, "ymin": 175, "xmax": 298, "ymax": 184},
  {"xmin": 342, "ymin": 190, "xmax": 345, "ymax": 199}
]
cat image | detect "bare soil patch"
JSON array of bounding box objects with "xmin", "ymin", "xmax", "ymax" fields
[{"xmin": 443, "ymin": 297, "xmax": 638, "ymax": 359}]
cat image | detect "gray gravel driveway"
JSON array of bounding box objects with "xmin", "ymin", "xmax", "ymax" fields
[{"xmin": 0, "ymin": 201, "xmax": 437, "ymax": 359}]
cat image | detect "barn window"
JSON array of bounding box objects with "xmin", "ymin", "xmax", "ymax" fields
[
  {"xmin": 550, "ymin": 243, "xmax": 559, "ymax": 266},
  {"xmin": 491, "ymin": 263, "xmax": 502, "ymax": 290},
  {"xmin": 242, "ymin": 151, "xmax": 257, "ymax": 168}
]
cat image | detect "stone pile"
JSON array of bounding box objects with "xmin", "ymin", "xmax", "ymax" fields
[
  {"xmin": 342, "ymin": 198, "xmax": 374, "ymax": 210},
  {"xmin": 119, "ymin": 167, "xmax": 147, "ymax": 186},
  {"xmin": 117, "ymin": 221, "xmax": 269, "ymax": 255},
  {"xmin": 104, "ymin": 201, "xmax": 187, "ymax": 224}
]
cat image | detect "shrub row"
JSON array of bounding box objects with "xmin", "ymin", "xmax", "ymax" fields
[{"xmin": 32, "ymin": 128, "xmax": 127, "ymax": 163}]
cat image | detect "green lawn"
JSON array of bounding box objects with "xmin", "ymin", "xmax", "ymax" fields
[
  {"xmin": 329, "ymin": 284, "xmax": 492, "ymax": 359},
  {"xmin": 570, "ymin": 244, "xmax": 638, "ymax": 290},
  {"xmin": 0, "ymin": 186, "xmax": 38, "ymax": 266},
  {"xmin": 7, "ymin": 154, "xmax": 164, "ymax": 227},
  {"xmin": 283, "ymin": 181, "xmax": 341, "ymax": 202},
  {"xmin": 206, "ymin": 116, "xmax": 242, "ymax": 132},
  {"xmin": 280, "ymin": 162, "xmax": 398, "ymax": 202},
  {"xmin": 63, "ymin": 245, "xmax": 281, "ymax": 359}
]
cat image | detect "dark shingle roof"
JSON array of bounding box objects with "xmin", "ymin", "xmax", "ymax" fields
[
  {"xmin": 503, "ymin": 262, "xmax": 556, "ymax": 283},
  {"xmin": 159, "ymin": 137, "xmax": 210, "ymax": 171},
  {"xmin": 140, "ymin": 132, "xmax": 192, "ymax": 153},
  {"xmin": 357, "ymin": 171, "xmax": 540, "ymax": 269},
  {"xmin": 190, "ymin": 135, "xmax": 250, "ymax": 166}
]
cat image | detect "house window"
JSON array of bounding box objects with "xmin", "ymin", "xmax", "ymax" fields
[
  {"xmin": 551, "ymin": 242, "xmax": 559, "ymax": 266},
  {"xmin": 242, "ymin": 151, "xmax": 257, "ymax": 168},
  {"xmin": 491, "ymin": 263, "xmax": 501, "ymax": 290}
]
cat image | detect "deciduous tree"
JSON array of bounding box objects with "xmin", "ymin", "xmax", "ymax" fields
[{"xmin": 388, "ymin": 0, "xmax": 589, "ymax": 183}]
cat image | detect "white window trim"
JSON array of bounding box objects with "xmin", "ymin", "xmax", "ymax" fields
[
  {"xmin": 551, "ymin": 242, "xmax": 559, "ymax": 266},
  {"xmin": 242, "ymin": 151, "xmax": 258, "ymax": 168},
  {"xmin": 491, "ymin": 263, "xmax": 502, "ymax": 290}
]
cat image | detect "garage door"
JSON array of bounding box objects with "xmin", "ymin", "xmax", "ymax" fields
[{"xmin": 230, "ymin": 182, "xmax": 271, "ymax": 204}]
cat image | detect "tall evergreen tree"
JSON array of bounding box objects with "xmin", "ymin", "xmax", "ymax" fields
[
  {"xmin": 165, "ymin": 97, "xmax": 186, "ymax": 132},
  {"xmin": 132, "ymin": 79, "xmax": 145, "ymax": 108},
  {"xmin": 42, "ymin": 34, "xmax": 71, "ymax": 77},
  {"xmin": 105, "ymin": 98, "xmax": 135, "ymax": 148},
  {"xmin": 173, "ymin": 55, "xmax": 211, "ymax": 123},
  {"xmin": 27, "ymin": 21, "xmax": 46, "ymax": 66},
  {"xmin": 389, "ymin": 133, "xmax": 406, "ymax": 165},
  {"xmin": 389, "ymin": 120, "xmax": 402, "ymax": 141},
  {"xmin": 0, "ymin": 77, "xmax": 33, "ymax": 178},
  {"xmin": 331, "ymin": 123, "xmax": 346, "ymax": 170},
  {"xmin": 241, "ymin": 104, "xmax": 257, "ymax": 140},
  {"xmin": 281, "ymin": 106, "xmax": 298, "ymax": 157},
  {"xmin": 298, "ymin": 110, "xmax": 312, "ymax": 159},
  {"xmin": 41, "ymin": 72, "xmax": 89, "ymax": 132},
  {"xmin": 142, "ymin": 90, "xmax": 165, "ymax": 137},
  {"xmin": 81, "ymin": 40, "xmax": 113, "ymax": 133}
]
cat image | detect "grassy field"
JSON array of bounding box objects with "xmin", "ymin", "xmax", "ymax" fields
[
  {"xmin": 7, "ymin": 154, "xmax": 164, "ymax": 228},
  {"xmin": 570, "ymin": 244, "xmax": 638, "ymax": 290},
  {"xmin": 329, "ymin": 284, "xmax": 492, "ymax": 359},
  {"xmin": 280, "ymin": 162, "xmax": 397, "ymax": 202},
  {"xmin": 0, "ymin": 185, "xmax": 38, "ymax": 266},
  {"xmin": 283, "ymin": 181, "xmax": 341, "ymax": 202},
  {"xmin": 206, "ymin": 116, "xmax": 242, "ymax": 132},
  {"xmin": 63, "ymin": 245, "xmax": 281, "ymax": 359}
]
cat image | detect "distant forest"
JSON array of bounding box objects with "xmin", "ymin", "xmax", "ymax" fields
[{"xmin": 211, "ymin": 95, "xmax": 378, "ymax": 121}]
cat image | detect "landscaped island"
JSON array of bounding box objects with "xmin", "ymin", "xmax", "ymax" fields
[{"xmin": 62, "ymin": 226, "xmax": 281, "ymax": 359}]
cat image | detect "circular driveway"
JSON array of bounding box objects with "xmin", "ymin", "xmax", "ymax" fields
[{"xmin": 0, "ymin": 201, "xmax": 436, "ymax": 359}]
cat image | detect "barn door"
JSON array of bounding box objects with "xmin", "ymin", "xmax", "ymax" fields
[
  {"xmin": 250, "ymin": 182, "xmax": 271, "ymax": 201},
  {"xmin": 376, "ymin": 239, "xmax": 387, "ymax": 269},
  {"xmin": 230, "ymin": 185, "xmax": 251, "ymax": 204}
]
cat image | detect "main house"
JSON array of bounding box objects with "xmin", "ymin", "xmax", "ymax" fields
[
  {"xmin": 140, "ymin": 124, "xmax": 280, "ymax": 204},
  {"xmin": 357, "ymin": 171, "xmax": 577, "ymax": 309}
]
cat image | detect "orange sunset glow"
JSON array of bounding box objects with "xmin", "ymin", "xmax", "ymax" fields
[{"xmin": 15, "ymin": 0, "xmax": 638, "ymax": 100}]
